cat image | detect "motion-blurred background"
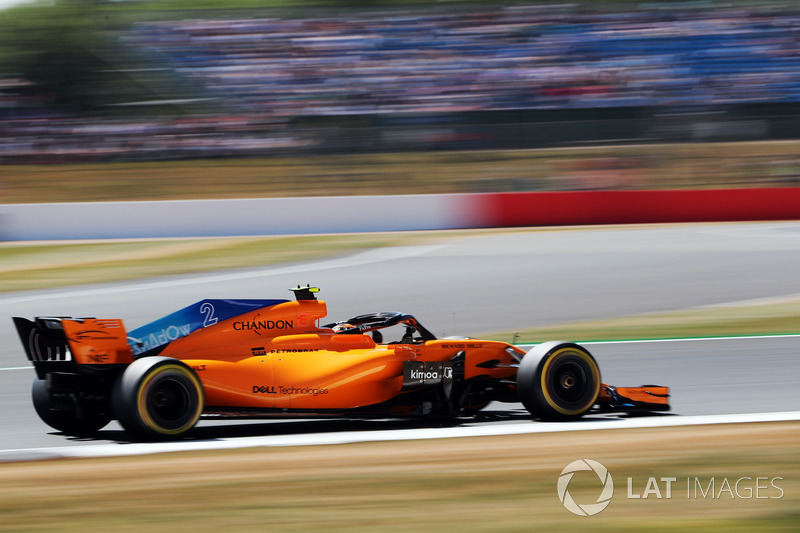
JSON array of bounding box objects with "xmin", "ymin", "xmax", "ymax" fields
[{"xmin": 2, "ymin": 0, "xmax": 800, "ymax": 199}]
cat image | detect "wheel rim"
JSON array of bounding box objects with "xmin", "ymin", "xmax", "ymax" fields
[
  {"xmin": 149, "ymin": 376, "xmax": 193, "ymax": 426},
  {"xmin": 548, "ymin": 359, "xmax": 589, "ymax": 405},
  {"xmin": 540, "ymin": 348, "xmax": 600, "ymax": 415},
  {"xmin": 137, "ymin": 365, "xmax": 202, "ymax": 435}
]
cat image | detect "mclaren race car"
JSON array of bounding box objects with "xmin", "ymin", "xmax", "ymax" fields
[{"xmin": 13, "ymin": 286, "xmax": 669, "ymax": 440}]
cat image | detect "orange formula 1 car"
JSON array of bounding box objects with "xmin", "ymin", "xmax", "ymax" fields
[{"xmin": 13, "ymin": 286, "xmax": 669, "ymax": 440}]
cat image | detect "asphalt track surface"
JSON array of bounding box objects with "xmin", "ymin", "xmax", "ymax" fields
[{"xmin": 1, "ymin": 222, "xmax": 799, "ymax": 457}]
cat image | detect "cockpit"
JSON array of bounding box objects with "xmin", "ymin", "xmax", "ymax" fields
[
  {"xmin": 323, "ymin": 312, "xmax": 437, "ymax": 345},
  {"xmin": 289, "ymin": 285, "xmax": 437, "ymax": 345}
]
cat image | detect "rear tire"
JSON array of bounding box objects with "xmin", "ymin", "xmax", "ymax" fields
[
  {"xmin": 31, "ymin": 379, "xmax": 111, "ymax": 436},
  {"xmin": 112, "ymin": 357, "xmax": 203, "ymax": 440},
  {"xmin": 517, "ymin": 341, "xmax": 600, "ymax": 421}
]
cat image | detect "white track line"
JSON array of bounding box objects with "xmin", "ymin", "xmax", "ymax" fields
[{"xmin": 2, "ymin": 411, "xmax": 799, "ymax": 462}]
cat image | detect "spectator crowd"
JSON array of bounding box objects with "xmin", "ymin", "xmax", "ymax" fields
[
  {"xmin": 2, "ymin": 2, "xmax": 800, "ymax": 163},
  {"xmin": 128, "ymin": 3, "xmax": 800, "ymax": 115}
]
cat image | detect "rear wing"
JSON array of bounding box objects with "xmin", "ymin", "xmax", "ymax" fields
[{"xmin": 13, "ymin": 317, "xmax": 134, "ymax": 379}]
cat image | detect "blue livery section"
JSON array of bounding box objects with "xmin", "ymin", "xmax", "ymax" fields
[{"xmin": 128, "ymin": 299, "xmax": 287, "ymax": 356}]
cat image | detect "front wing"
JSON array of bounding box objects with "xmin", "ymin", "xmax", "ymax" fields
[{"xmin": 596, "ymin": 384, "xmax": 670, "ymax": 413}]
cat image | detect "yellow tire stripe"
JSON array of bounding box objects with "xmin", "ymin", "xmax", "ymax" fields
[
  {"xmin": 136, "ymin": 364, "xmax": 203, "ymax": 436},
  {"xmin": 539, "ymin": 347, "xmax": 600, "ymax": 416}
]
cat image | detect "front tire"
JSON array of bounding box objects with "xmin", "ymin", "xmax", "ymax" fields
[
  {"xmin": 31, "ymin": 379, "xmax": 111, "ymax": 436},
  {"xmin": 517, "ymin": 341, "xmax": 601, "ymax": 421},
  {"xmin": 112, "ymin": 357, "xmax": 204, "ymax": 440}
]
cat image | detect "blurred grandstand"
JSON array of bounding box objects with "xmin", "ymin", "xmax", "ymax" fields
[{"xmin": 2, "ymin": 2, "xmax": 800, "ymax": 170}]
